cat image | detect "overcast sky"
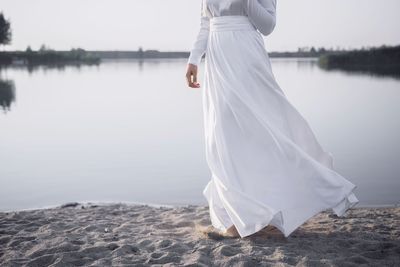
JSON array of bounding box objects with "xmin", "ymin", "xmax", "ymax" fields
[{"xmin": 1, "ymin": 0, "xmax": 399, "ymax": 52}]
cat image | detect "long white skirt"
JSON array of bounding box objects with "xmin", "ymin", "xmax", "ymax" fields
[{"xmin": 202, "ymin": 15, "xmax": 359, "ymax": 238}]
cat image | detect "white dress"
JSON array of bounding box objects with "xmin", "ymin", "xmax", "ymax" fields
[{"xmin": 187, "ymin": 0, "xmax": 359, "ymax": 238}]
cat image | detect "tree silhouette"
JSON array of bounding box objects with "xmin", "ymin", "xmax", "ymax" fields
[
  {"xmin": 138, "ymin": 46, "xmax": 144, "ymax": 58},
  {"xmin": 0, "ymin": 12, "xmax": 11, "ymax": 45}
]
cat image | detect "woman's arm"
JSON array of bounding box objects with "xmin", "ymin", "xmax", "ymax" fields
[
  {"xmin": 187, "ymin": 0, "xmax": 210, "ymax": 67},
  {"xmin": 244, "ymin": 0, "xmax": 277, "ymax": 36}
]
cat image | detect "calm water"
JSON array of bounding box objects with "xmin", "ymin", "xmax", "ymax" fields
[{"xmin": 0, "ymin": 58, "xmax": 399, "ymax": 211}]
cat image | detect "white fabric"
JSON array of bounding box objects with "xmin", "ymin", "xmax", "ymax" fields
[
  {"xmin": 188, "ymin": 1, "xmax": 359, "ymax": 238},
  {"xmin": 187, "ymin": 0, "xmax": 277, "ymax": 66}
]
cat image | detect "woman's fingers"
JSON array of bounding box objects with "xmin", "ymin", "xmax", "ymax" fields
[
  {"xmin": 186, "ymin": 64, "xmax": 201, "ymax": 88},
  {"xmin": 187, "ymin": 74, "xmax": 198, "ymax": 88},
  {"xmin": 191, "ymin": 72, "xmax": 200, "ymax": 88}
]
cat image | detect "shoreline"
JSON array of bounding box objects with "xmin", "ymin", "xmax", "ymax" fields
[
  {"xmin": 0, "ymin": 202, "xmax": 399, "ymax": 266},
  {"xmin": 1, "ymin": 200, "xmax": 399, "ymax": 213}
]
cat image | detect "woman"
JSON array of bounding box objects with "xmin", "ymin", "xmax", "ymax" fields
[{"xmin": 185, "ymin": 0, "xmax": 359, "ymax": 238}]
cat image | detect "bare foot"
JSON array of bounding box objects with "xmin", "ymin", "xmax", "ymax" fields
[
  {"xmin": 223, "ymin": 225, "xmax": 240, "ymax": 237},
  {"xmin": 195, "ymin": 224, "xmax": 241, "ymax": 239}
]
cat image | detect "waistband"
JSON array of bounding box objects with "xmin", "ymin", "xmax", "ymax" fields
[{"xmin": 210, "ymin": 15, "xmax": 256, "ymax": 32}]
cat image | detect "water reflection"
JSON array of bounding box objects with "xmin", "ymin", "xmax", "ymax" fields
[
  {"xmin": 270, "ymin": 57, "xmax": 400, "ymax": 80},
  {"xmin": 270, "ymin": 58, "xmax": 319, "ymax": 70},
  {"xmin": 10, "ymin": 62, "xmax": 101, "ymax": 74},
  {"xmin": 318, "ymin": 62, "xmax": 400, "ymax": 80},
  {"xmin": 0, "ymin": 79, "xmax": 16, "ymax": 113}
]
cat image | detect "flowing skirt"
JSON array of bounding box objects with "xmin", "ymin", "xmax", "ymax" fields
[{"xmin": 201, "ymin": 15, "xmax": 359, "ymax": 238}]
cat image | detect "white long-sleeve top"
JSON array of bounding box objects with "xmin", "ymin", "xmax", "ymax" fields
[{"xmin": 187, "ymin": 0, "xmax": 277, "ymax": 66}]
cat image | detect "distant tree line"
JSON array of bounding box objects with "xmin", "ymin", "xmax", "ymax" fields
[
  {"xmin": 87, "ymin": 47, "xmax": 189, "ymax": 59},
  {"xmin": 319, "ymin": 45, "xmax": 400, "ymax": 67},
  {"xmin": 0, "ymin": 46, "xmax": 100, "ymax": 66},
  {"xmin": 318, "ymin": 45, "xmax": 400, "ymax": 78}
]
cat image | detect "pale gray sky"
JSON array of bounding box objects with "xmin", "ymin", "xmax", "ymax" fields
[{"xmin": 1, "ymin": 0, "xmax": 399, "ymax": 52}]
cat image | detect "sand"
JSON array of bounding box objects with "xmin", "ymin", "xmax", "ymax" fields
[{"xmin": 0, "ymin": 202, "xmax": 399, "ymax": 267}]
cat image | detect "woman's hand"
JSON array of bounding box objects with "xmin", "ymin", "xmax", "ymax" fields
[{"xmin": 186, "ymin": 63, "xmax": 201, "ymax": 88}]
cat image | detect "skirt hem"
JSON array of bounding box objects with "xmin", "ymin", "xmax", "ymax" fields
[{"xmin": 204, "ymin": 180, "xmax": 359, "ymax": 238}]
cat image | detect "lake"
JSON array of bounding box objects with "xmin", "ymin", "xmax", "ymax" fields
[{"xmin": 0, "ymin": 58, "xmax": 399, "ymax": 211}]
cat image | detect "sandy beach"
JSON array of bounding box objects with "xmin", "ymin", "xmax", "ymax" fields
[{"xmin": 0, "ymin": 202, "xmax": 399, "ymax": 266}]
